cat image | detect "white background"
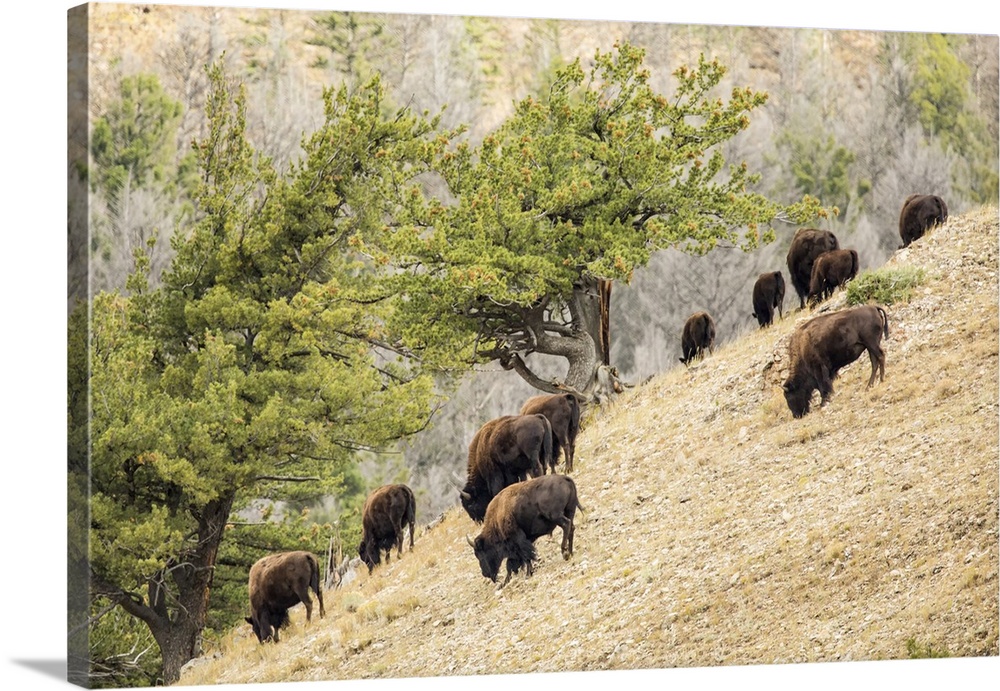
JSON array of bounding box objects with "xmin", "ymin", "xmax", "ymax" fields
[{"xmin": 2, "ymin": 1, "xmax": 997, "ymax": 689}]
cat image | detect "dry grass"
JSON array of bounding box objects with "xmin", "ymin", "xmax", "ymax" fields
[{"xmin": 180, "ymin": 206, "xmax": 999, "ymax": 686}]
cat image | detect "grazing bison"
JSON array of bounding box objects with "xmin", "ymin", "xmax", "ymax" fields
[
  {"xmin": 467, "ymin": 474, "xmax": 583, "ymax": 589},
  {"xmin": 358, "ymin": 484, "xmax": 417, "ymax": 573},
  {"xmin": 786, "ymin": 228, "xmax": 840, "ymax": 309},
  {"xmin": 245, "ymin": 551, "xmax": 325, "ymax": 643},
  {"xmin": 783, "ymin": 305, "xmax": 889, "ymax": 418},
  {"xmin": 679, "ymin": 311, "xmax": 716, "ymax": 365},
  {"xmin": 751, "ymin": 271, "xmax": 786, "ymax": 328},
  {"xmin": 519, "ymin": 393, "xmax": 581, "ymax": 472},
  {"xmin": 899, "ymin": 194, "xmax": 948, "ymax": 247},
  {"xmin": 808, "ymin": 248, "xmax": 859, "ymax": 305},
  {"xmin": 459, "ymin": 414, "xmax": 553, "ymax": 523}
]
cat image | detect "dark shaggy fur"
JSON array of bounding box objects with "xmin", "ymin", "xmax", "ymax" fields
[
  {"xmin": 459, "ymin": 414, "xmax": 553, "ymax": 523},
  {"xmin": 786, "ymin": 228, "xmax": 840, "ymax": 309},
  {"xmin": 808, "ymin": 248, "xmax": 859, "ymax": 304},
  {"xmin": 469, "ymin": 474, "xmax": 582, "ymax": 588},
  {"xmin": 519, "ymin": 393, "xmax": 582, "ymax": 472},
  {"xmin": 899, "ymin": 194, "xmax": 948, "ymax": 247},
  {"xmin": 679, "ymin": 311, "xmax": 716, "ymax": 365},
  {"xmin": 783, "ymin": 305, "xmax": 889, "ymax": 418},
  {"xmin": 358, "ymin": 484, "xmax": 417, "ymax": 573},
  {"xmin": 751, "ymin": 271, "xmax": 786, "ymax": 328},
  {"xmin": 245, "ymin": 551, "xmax": 325, "ymax": 643}
]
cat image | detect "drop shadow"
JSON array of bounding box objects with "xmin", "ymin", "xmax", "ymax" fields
[{"xmin": 11, "ymin": 659, "xmax": 67, "ymax": 682}]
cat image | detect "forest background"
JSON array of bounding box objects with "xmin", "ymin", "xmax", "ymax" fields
[{"xmin": 2, "ymin": 2, "xmax": 997, "ymax": 691}]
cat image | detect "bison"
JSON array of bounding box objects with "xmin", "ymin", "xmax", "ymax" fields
[
  {"xmin": 467, "ymin": 474, "xmax": 583, "ymax": 589},
  {"xmin": 786, "ymin": 228, "xmax": 840, "ymax": 309},
  {"xmin": 679, "ymin": 311, "xmax": 716, "ymax": 365},
  {"xmin": 783, "ymin": 305, "xmax": 889, "ymax": 418},
  {"xmin": 459, "ymin": 414, "xmax": 553, "ymax": 523},
  {"xmin": 519, "ymin": 393, "xmax": 581, "ymax": 472},
  {"xmin": 807, "ymin": 248, "xmax": 859, "ymax": 305},
  {"xmin": 358, "ymin": 483, "xmax": 417, "ymax": 573},
  {"xmin": 245, "ymin": 551, "xmax": 325, "ymax": 643},
  {"xmin": 899, "ymin": 194, "xmax": 948, "ymax": 247},
  {"xmin": 751, "ymin": 271, "xmax": 786, "ymax": 328}
]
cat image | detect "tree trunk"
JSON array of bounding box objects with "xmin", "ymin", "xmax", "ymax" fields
[
  {"xmin": 152, "ymin": 618, "xmax": 203, "ymax": 685},
  {"xmin": 93, "ymin": 491, "xmax": 236, "ymax": 685},
  {"xmin": 572, "ymin": 276, "xmax": 611, "ymax": 368},
  {"xmin": 504, "ymin": 277, "xmax": 614, "ymax": 400}
]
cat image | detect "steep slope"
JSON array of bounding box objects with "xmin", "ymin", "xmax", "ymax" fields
[{"xmin": 180, "ymin": 206, "xmax": 998, "ymax": 686}]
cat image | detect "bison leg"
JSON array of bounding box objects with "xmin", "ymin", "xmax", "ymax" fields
[
  {"xmin": 866, "ymin": 346, "xmax": 886, "ymax": 387},
  {"xmin": 555, "ymin": 517, "xmax": 575, "ymax": 559},
  {"xmin": 298, "ymin": 589, "xmax": 314, "ymax": 622},
  {"xmin": 290, "ymin": 581, "xmax": 314, "ymax": 622}
]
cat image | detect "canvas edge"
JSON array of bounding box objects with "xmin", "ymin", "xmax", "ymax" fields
[{"xmin": 68, "ymin": 2, "xmax": 92, "ymax": 688}]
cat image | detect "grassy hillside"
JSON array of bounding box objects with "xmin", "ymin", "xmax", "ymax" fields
[{"xmin": 180, "ymin": 206, "xmax": 998, "ymax": 686}]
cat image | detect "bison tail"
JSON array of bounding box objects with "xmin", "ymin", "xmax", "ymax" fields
[
  {"xmin": 309, "ymin": 554, "xmax": 326, "ymax": 618},
  {"xmin": 308, "ymin": 554, "xmax": 321, "ymax": 595},
  {"xmin": 565, "ymin": 393, "xmax": 581, "ymax": 439},
  {"xmin": 541, "ymin": 415, "xmax": 554, "ymax": 473},
  {"xmin": 877, "ymin": 306, "xmax": 889, "ymax": 339}
]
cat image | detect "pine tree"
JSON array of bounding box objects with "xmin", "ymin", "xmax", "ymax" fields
[
  {"xmin": 77, "ymin": 62, "xmax": 449, "ymax": 684},
  {"xmin": 362, "ymin": 43, "xmax": 827, "ymax": 397}
]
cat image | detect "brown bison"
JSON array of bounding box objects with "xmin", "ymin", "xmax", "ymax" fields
[
  {"xmin": 783, "ymin": 305, "xmax": 889, "ymax": 418},
  {"xmin": 467, "ymin": 474, "xmax": 583, "ymax": 589},
  {"xmin": 459, "ymin": 414, "xmax": 553, "ymax": 523},
  {"xmin": 786, "ymin": 228, "xmax": 840, "ymax": 309},
  {"xmin": 245, "ymin": 551, "xmax": 325, "ymax": 643},
  {"xmin": 899, "ymin": 194, "xmax": 948, "ymax": 247},
  {"xmin": 358, "ymin": 484, "xmax": 417, "ymax": 573},
  {"xmin": 679, "ymin": 311, "xmax": 716, "ymax": 365},
  {"xmin": 519, "ymin": 393, "xmax": 581, "ymax": 472},
  {"xmin": 751, "ymin": 271, "xmax": 786, "ymax": 328},
  {"xmin": 807, "ymin": 248, "xmax": 859, "ymax": 304}
]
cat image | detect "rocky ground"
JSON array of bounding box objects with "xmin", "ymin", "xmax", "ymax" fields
[{"xmin": 180, "ymin": 205, "xmax": 998, "ymax": 687}]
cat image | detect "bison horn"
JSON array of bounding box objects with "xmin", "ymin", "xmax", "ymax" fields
[{"xmin": 466, "ymin": 535, "xmax": 475, "ymax": 548}]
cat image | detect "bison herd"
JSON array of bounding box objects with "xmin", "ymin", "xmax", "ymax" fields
[
  {"xmin": 677, "ymin": 193, "xmax": 942, "ymax": 366},
  {"xmin": 243, "ymin": 193, "xmax": 945, "ymax": 643}
]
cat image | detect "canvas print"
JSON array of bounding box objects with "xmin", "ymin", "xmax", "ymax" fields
[{"xmin": 67, "ymin": 2, "xmax": 999, "ymax": 688}]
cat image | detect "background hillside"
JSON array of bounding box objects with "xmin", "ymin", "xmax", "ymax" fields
[{"xmin": 179, "ymin": 205, "xmax": 998, "ymax": 685}]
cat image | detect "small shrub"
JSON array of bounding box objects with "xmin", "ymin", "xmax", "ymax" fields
[
  {"xmin": 823, "ymin": 540, "xmax": 847, "ymax": 565},
  {"xmin": 905, "ymin": 637, "xmax": 951, "ymax": 659},
  {"xmin": 846, "ymin": 266, "xmax": 926, "ymax": 305},
  {"xmin": 340, "ymin": 593, "xmax": 365, "ymax": 613}
]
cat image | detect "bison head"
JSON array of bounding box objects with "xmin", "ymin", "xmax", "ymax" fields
[
  {"xmin": 358, "ymin": 538, "xmax": 379, "ymax": 574},
  {"xmin": 782, "ymin": 380, "xmax": 811, "ymax": 418},
  {"xmin": 459, "ymin": 486, "xmax": 490, "ymax": 524},
  {"xmin": 245, "ymin": 614, "xmax": 275, "ymax": 643},
  {"xmin": 467, "ymin": 534, "xmax": 502, "ymax": 582}
]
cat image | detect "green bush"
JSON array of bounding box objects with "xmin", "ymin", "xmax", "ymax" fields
[
  {"xmin": 905, "ymin": 637, "xmax": 951, "ymax": 659},
  {"xmin": 846, "ymin": 266, "xmax": 926, "ymax": 306}
]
